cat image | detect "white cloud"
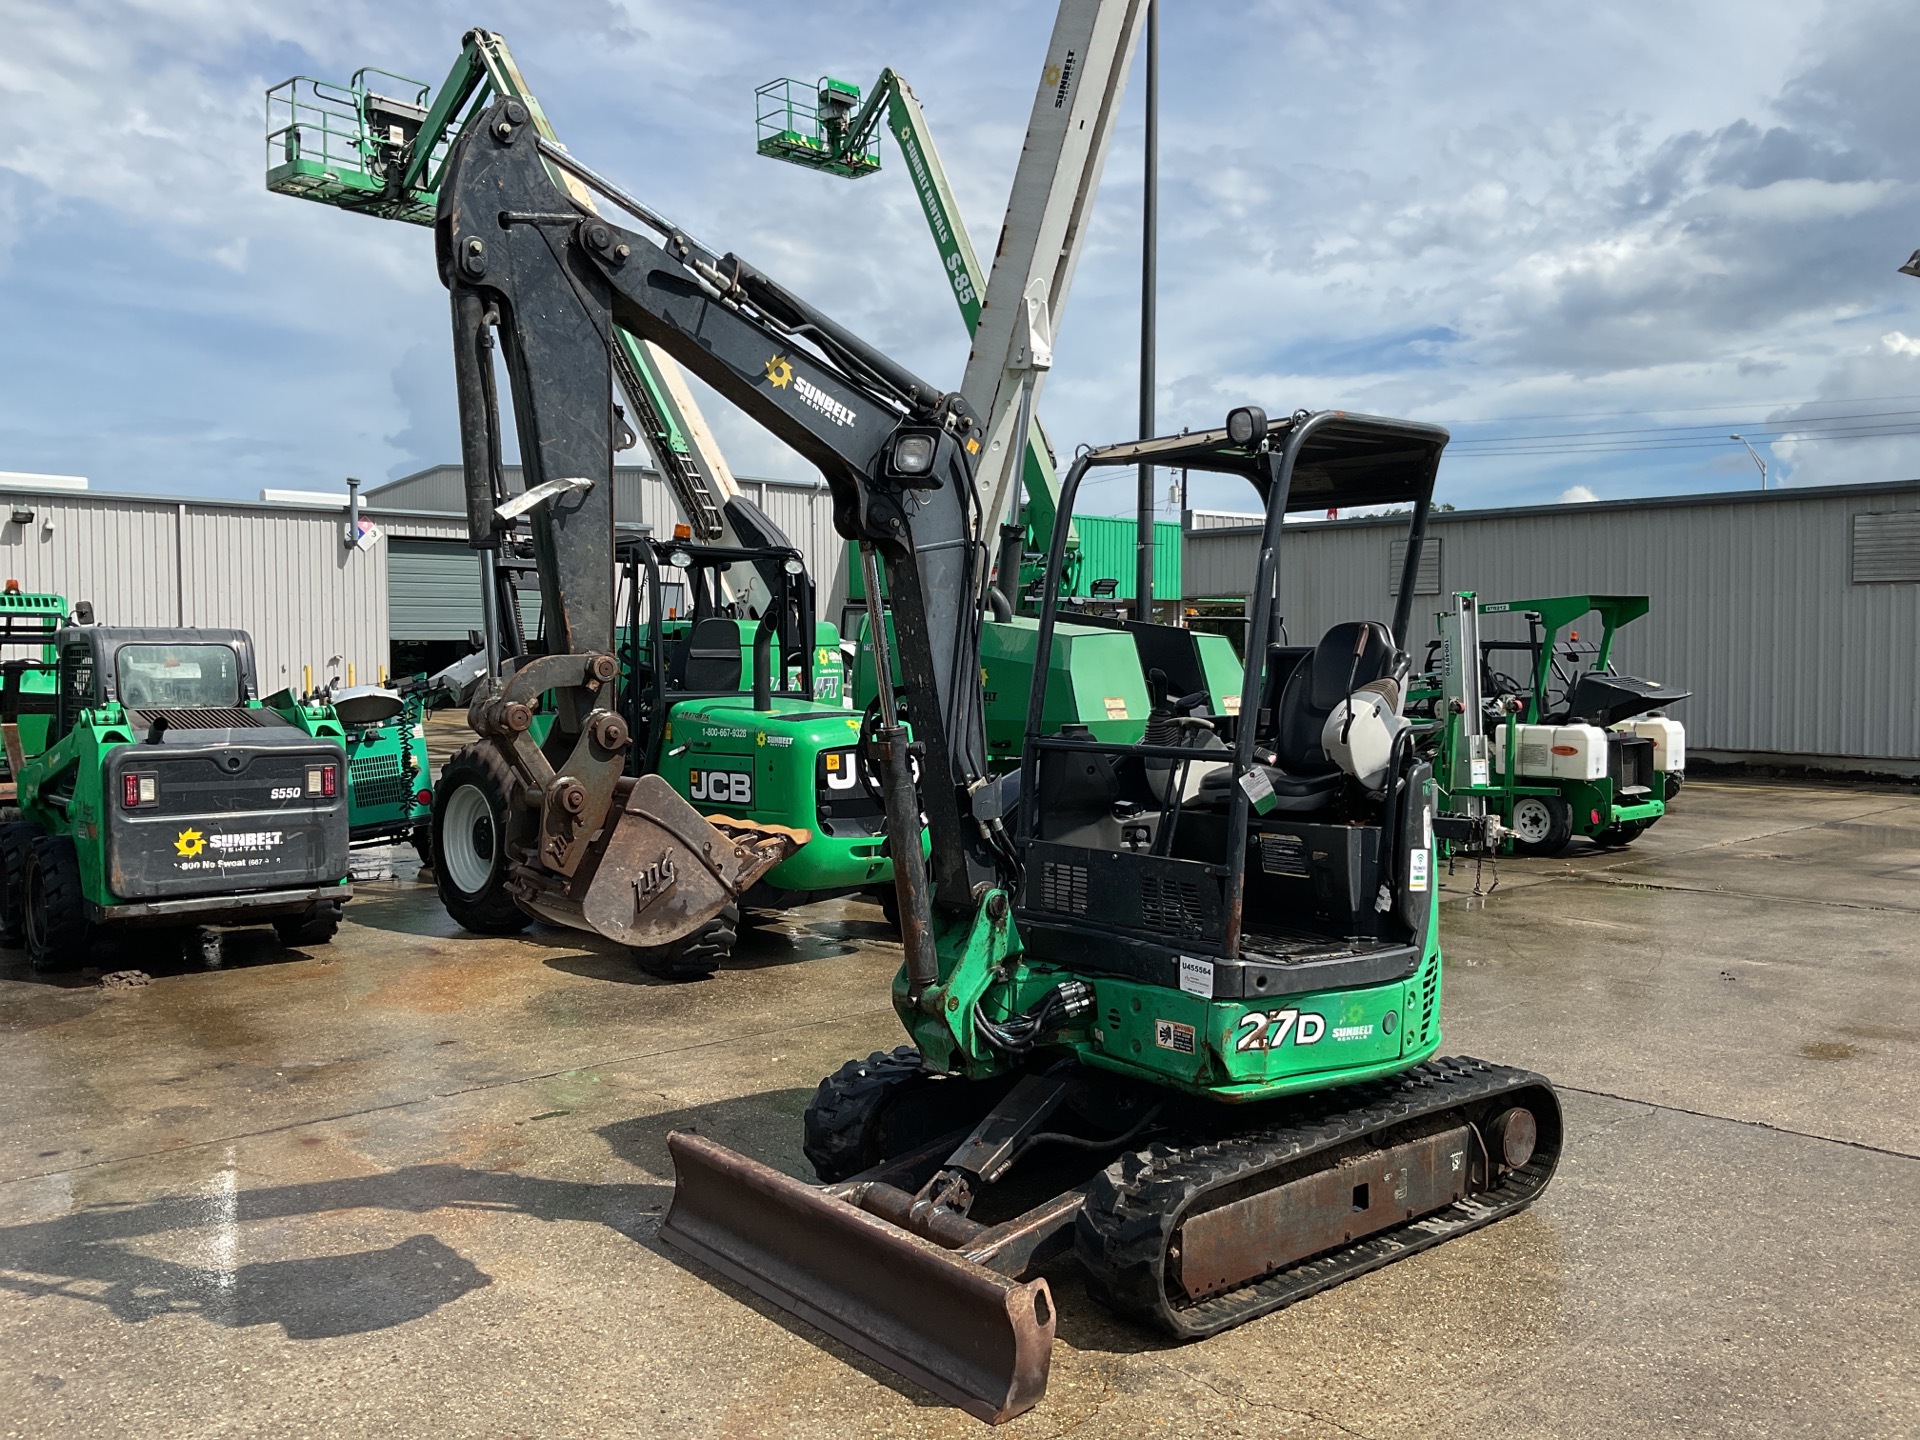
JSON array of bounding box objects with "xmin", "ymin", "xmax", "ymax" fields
[
  {"xmin": 2, "ymin": 0, "xmax": 1919, "ymax": 506},
  {"xmin": 1560, "ymin": 485, "xmax": 1599, "ymax": 503}
]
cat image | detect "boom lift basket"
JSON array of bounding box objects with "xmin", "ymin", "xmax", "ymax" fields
[{"xmin": 753, "ymin": 77, "xmax": 882, "ymax": 177}]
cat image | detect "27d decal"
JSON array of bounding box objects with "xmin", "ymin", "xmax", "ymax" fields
[{"xmin": 1231, "ymin": 1007, "xmax": 1327, "ymax": 1053}]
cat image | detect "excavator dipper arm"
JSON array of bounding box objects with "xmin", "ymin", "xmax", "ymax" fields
[{"xmin": 437, "ymin": 98, "xmax": 1001, "ymax": 948}]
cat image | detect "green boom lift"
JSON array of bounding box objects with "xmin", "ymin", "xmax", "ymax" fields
[
  {"xmin": 267, "ymin": 34, "xmax": 942, "ymax": 967},
  {"xmin": 754, "ymin": 68, "xmax": 1073, "ymax": 595},
  {"xmin": 756, "ymin": 61, "xmax": 1244, "ymax": 756}
]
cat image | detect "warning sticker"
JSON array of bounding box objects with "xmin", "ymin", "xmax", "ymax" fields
[
  {"xmin": 1178, "ymin": 955, "xmax": 1213, "ymax": 998},
  {"xmin": 1154, "ymin": 1019, "xmax": 1196, "ymax": 1054},
  {"xmin": 1222, "ymin": 694, "xmax": 1241, "ymax": 716},
  {"xmin": 1103, "ymin": 696, "xmax": 1129, "ymax": 720}
]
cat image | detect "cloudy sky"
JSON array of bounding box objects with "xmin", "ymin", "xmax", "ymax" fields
[{"xmin": 2, "ymin": 0, "xmax": 1918, "ymax": 518}]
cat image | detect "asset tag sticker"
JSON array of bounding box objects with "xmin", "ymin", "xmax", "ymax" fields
[
  {"xmin": 1154, "ymin": 1019, "xmax": 1196, "ymax": 1054},
  {"xmin": 1178, "ymin": 955, "xmax": 1213, "ymax": 998},
  {"xmin": 1409, "ymin": 848, "xmax": 1430, "ymax": 892}
]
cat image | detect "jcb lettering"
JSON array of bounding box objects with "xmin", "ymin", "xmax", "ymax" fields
[
  {"xmin": 1232, "ymin": 1007, "xmax": 1327, "ymax": 1054},
  {"xmin": 688, "ymin": 770, "xmax": 753, "ymax": 807}
]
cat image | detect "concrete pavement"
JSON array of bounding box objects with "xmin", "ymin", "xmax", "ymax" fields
[{"xmin": 1, "ymin": 777, "xmax": 1915, "ymax": 1437}]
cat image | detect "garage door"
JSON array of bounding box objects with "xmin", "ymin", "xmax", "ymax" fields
[{"xmin": 388, "ymin": 540, "xmax": 540, "ymax": 642}]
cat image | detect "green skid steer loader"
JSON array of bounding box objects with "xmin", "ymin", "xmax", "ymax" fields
[{"xmin": 0, "ymin": 625, "xmax": 351, "ymax": 970}]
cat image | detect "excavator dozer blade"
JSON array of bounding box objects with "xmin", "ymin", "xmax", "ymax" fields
[
  {"xmin": 660, "ymin": 1130, "xmax": 1055, "ymax": 1425},
  {"xmin": 530, "ymin": 774, "xmax": 803, "ymax": 947}
]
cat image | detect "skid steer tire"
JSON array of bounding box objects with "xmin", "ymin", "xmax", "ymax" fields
[
  {"xmin": 273, "ymin": 899, "xmax": 343, "ymax": 948},
  {"xmin": 0, "ymin": 819, "xmax": 39, "ymax": 946},
  {"xmin": 631, "ymin": 903, "xmax": 737, "ymax": 982},
  {"xmin": 1509, "ymin": 796, "xmax": 1573, "ymax": 857},
  {"xmin": 432, "ymin": 744, "xmax": 530, "ymax": 936},
  {"xmin": 24, "ymin": 834, "xmax": 89, "ymax": 973},
  {"xmin": 803, "ymin": 1047, "xmax": 1016, "ymax": 1183}
]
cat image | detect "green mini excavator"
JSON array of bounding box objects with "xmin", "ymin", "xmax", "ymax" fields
[{"xmin": 408, "ymin": 69, "xmax": 1562, "ymax": 1422}]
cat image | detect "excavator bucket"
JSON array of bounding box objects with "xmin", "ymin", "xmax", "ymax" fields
[
  {"xmin": 660, "ymin": 1131, "xmax": 1055, "ymax": 1425},
  {"xmin": 519, "ymin": 775, "xmax": 805, "ymax": 947}
]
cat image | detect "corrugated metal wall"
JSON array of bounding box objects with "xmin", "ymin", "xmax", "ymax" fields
[
  {"xmin": 369, "ymin": 465, "xmax": 846, "ymax": 589},
  {"xmin": 0, "ymin": 487, "xmax": 468, "ymax": 692},
  {"xmin": 1182, "ymin": 481, "xmax": 1920, "ymax": 763}
]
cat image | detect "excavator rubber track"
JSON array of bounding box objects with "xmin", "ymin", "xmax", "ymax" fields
[{"xmin": 1076, "ymin": 1056, "xmax": 1561, "ymax": 1338}]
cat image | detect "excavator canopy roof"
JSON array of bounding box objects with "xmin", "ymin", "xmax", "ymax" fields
[{"xmin": 1080, "ymin": 409, "xmax": 1449, "ymax": 513}]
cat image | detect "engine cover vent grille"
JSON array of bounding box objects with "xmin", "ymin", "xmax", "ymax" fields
[
  {"xmin": 1040, "ymin": 861, "xmax": 1089, "ymax": 916},
  {"xmin": 1140, "ymin": 874, "xmax": 1207, "ymax": 935}
]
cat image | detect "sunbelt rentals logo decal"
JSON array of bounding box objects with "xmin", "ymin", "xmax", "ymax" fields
[
  {"xmin": 174, "ymin": 828, "xmax": 285, "ymax": 872},
  {"xmin": 764, "ymin": 353, "xmax": 855, "ymax": 428}
]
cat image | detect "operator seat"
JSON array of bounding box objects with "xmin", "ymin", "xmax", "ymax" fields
[
  {"xmin": 1198, "ymin": 620, "xmax": 1401, "ymax": 814},
  {"xmin": 669, "ymin": 617, "xmax": 743, "ymax": 693}
]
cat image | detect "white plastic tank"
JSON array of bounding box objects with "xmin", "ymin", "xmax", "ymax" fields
[{"xmin": 1621, "ymin": 717, "xmax": 1685, "ymax": 773}]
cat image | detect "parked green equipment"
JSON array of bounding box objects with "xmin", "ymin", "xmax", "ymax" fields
[
  {"xmin": 0, "ymin": 626, "xmax": 351, "ymax": 970},
  {"xmin": 0, "ymin": 588, "xmax": 72, "ymax": 801},
  {"xmin": 295, "ymin": 678, "xmax": 441, "ymax": 856},
  {"xmin": 1413, "ymin": 591, "xmax": 1688, "ymax": 857},
  {"xmin": 431, "ymin": 537, "xmax": 908, "ymax": 976}
]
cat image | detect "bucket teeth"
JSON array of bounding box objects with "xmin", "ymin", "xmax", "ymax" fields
[{"xmin": 660, "ymin": 1130, "xmax": 1055, "ymax": 1425}]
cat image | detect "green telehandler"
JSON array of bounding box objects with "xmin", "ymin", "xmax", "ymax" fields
[
  {"xmin": 426, "ymin": 532, "xmax": 911, "ymax": 975},
  {"xmin": 0, "ymin": 625, "xmax": 351, "ymax": 970}
]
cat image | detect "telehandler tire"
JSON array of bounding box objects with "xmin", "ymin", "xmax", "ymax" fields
[
  {"xmin": 274, "ymin": 899, "xmax": 343, "ymax": 948},
  {"xmin": 433, "ymin": 744, "xmax": 530, "ymax": 935},
  {"xmin": 874, "ymin": 885, "xmax": 901, "ymax": 935},
  {"xmin": 631, "ymin": 904, "xmax": 737, "ymax": 982},
  {"xmin": 1508, "ymin": 795, "xmax": 1573, "ymax": 857},
  {"xmin": 0, "ymin": 819, "xmax": 38, "ymax": 946},
  {"xmin": 24, "ymin": 834, "xmax": 90, "ymax": 972}
]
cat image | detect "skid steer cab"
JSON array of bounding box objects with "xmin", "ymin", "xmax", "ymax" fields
[{"xmin": 0, "ymin": 627, "xmax": 351, "ymax": 972}]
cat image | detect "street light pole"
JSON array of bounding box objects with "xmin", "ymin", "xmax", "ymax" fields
[
  {"xmin": 1135, "ymin": 0, "xmax": 1158, "ymax": 623},
  {"xmin": 1729, "ymin": 434, "xmax": 1768, "ymax": 491}
]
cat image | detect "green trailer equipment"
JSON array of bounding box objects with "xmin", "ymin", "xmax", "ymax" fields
[
  {"xmin": 1413, "ymin": 591, "xmax": 1689, "ymax": 857},
  {"xmin": 0, "ymin": 626, "xmax": 351, "ymax": 970},
  {"xmin": 285, "ymin": 678, "xmax": 440, "ymax": 857}
]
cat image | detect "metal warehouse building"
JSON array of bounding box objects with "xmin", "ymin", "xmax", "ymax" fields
[
  {"xmin": 0, "ymin": 465, "xmax": 846, "ymax": 695},
  {"xmin": 1184, "ymin": 478, "xmax": 1920, "ymax": 772}
]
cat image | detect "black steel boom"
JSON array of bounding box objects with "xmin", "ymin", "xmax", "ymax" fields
[{"xmin": 436, "ymin": 98, "xmax": 1001, "ymax": 949}]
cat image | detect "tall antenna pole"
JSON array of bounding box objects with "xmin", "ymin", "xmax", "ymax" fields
[{"xmin": 1135, "ymin": 0, "xmax": 1158, "ymax": 621}]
